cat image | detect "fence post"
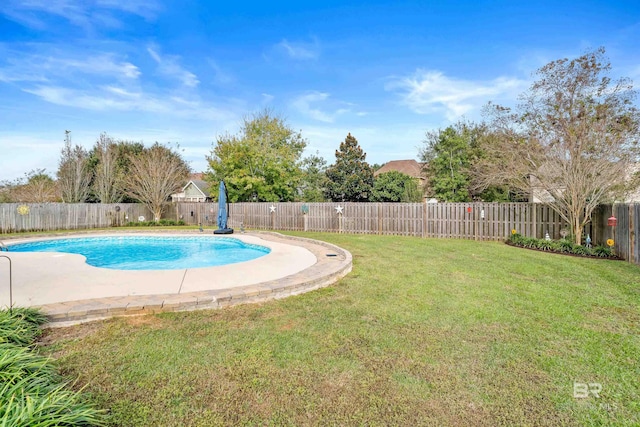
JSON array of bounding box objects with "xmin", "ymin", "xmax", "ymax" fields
[{"xmin": 629, "ymin": 204, "xmax": 635, "ymax": 263}]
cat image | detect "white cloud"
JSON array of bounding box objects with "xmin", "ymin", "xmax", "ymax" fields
[
  {"xmin": 261, "ymin": 93, "xmax": 274, "ymax": 104},
  {"xmin": 276, "ymin": 38, "xmax": 320, "ymax": 60},
  {"xmin": 0, "ymin": 50, "xmax": 140, "ymax": 83},
  {"xmin": 207, "ymin": 59, "xmax": 234, "ymax": 85},
  {"xmin": 0, "ymin": 0, "xmax": 159, "ymax": 30},
  {"xmin": 147, "ymin": 46, "xmax": 199, "ymax": 88},
  {"xmin": 95, "ymin": 0, "xmax": 159, "ymax": 19},
  {"xmin": 291, "ymin": 91, "xmax": 351, "ymax": 123},
  {"xmin": 23, "ymin": 85, "xmax": 231, "ymax": 122},
  {"xmin": 53, "ymin": 54, "xmax": 141, "ymax": 80},
  {"xmin": 386, "ymin": 70, "xmax": 526, "ymax": 120}
]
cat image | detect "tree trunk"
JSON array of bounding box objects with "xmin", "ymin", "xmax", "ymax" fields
[
  {"xmin": 153, "ymin": 207, "xmax": 162, "ymax": 222},
  {"xmin": 573, "ymin": 218, "xmax": 582, "ymax": 245}
]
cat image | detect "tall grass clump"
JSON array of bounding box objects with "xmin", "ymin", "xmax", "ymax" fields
[
  {"xmin": 0, "ymin": 308, "xmax": 48, "ymax": 346},
  {"xmin": 0, "ymin": 308, "xmax": 107, "ymax": 426}
]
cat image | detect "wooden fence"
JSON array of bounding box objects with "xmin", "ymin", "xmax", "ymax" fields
[
  {"xmin": 2, "ymin": 201, "xmax": 639, "ymax": 264},
  {"xmin": 592, "ymin": 204, "xmax": 640, "ymax": 265},
  {"xmin": 0, "ymin": 203, "xmax": 151, "ymax": 233},
  {"xmin": 175, "ymin": 201, "xmax": 574, "ymax": 240}
]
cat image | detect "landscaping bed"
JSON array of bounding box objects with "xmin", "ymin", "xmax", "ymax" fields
[{"xmin": 506, "ymin": 233, "xmax": 621, "ymax": 259}]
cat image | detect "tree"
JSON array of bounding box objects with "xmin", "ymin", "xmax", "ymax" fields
[
  {"xmin": 325, "ymin": 133, "xmax": 374, "ymax": 202},
  {"xmin": 207, "ymin": 110, "xmax": 307, "ymax": 202},
  {"xmin": 421, "ymin": 124, "xmax": 473, "ymax": 202},
  {"xmin": 473, "ymin": 47, "xmax": 640, "ymax": 244},
  {"xmin": 298, "ymin": 151, "xmax": 328, "ymax": 202},
  {"xmin": 4, "ymin": 169, "xmax": 59, "ymax": 202},
  {"xmin": 371, "ymin": 171, "xmax": 423, "ymax": 202},
  {"xmin": 124, "ymin": 143, "xmax": 190, "ymax": 221},
  {"xmin": 420, "ymin": 121, "xmax": 512, "ymax": 202},
  {"xmin": 91, "ymin": 133, "xmax": 123, "ymax": 203},
  {"xmin": 57, "ymin": 130, "xmax": 92, "ymax": 203}
]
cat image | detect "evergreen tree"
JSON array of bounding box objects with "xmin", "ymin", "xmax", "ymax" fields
[
  {"xmin": 421, "ymin": 125, "xmax": 473, "ymax": 202},
  {"xmin": 298, "ymin": 151, "xmax": 328, "ymax": 202},
  {"xmin": 371, "ymin": 171, "xmax": 422, "ymax": 202},
  {"xmin": 325, "ymin": 133, "xmax": 374, "ymax": 202}
]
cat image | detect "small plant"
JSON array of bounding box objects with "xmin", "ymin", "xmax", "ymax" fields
[
  {"xmin": 0, "ymin": 308, "xmax": 48, "ymax": 346},
  {"xmin": 509, "ymin": 233, "xmax": 525, "ymax": 245},
  {"xmin": 557, "ymin": 240, "xmax": 576, "ymax": 253},
  {"xmin": 535, "ymin": 240, "xmax": 555, "ymax": 251},
  {"xmin": 593, "ymin": 245, "xmax": 613, "ymax": 258},
  {"xmin": 507, "ymin": 234, "xmax": 617, "ymax": 259},
  {"xmin": 125, "ymin": 219, "xmax": 186, "ymax": 227},
  {"xmin": 572, "ymin": 245, "xmax": 591, "ymax": 256},
  {"xmin": 0, "ymin": 308, "xmax": 108, "ymax": 426}
]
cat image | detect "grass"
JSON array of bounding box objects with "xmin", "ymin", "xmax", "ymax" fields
[{"xmin": 39, "ymin": 233, "xmax": 639, "ymax": 426}]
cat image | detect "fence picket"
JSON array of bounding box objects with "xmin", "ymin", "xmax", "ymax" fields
[{"xmin": 2, "ymin": 202, "xmax": 639, "ymax": 264}]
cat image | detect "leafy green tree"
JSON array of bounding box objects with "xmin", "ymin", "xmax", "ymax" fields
[
  {"xmin": 298, "ymin": 151, "xmax": 328, "ymax": 202},
  {"xmin": 420, "ymin": 122, "xmax": 512, "ymax": 202},
  {"xmin": 325, "ymin": 133, "xmax": 374, "ymax": 202},
  {"xmin": 371, "ymin": 171, "xmax": 423, "ymax": 202},
  {"xmin": 206, "ymin": 110, "xmax": 307, "ymax": 202}
]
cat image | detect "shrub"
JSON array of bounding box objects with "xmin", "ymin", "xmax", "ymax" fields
[
  {"xmin": 572, "ymin": 245, "xmax": 591, "ymax": 256},
  {"xmin": 0, "ymin": 309, "xmax": 107, "ymax": 426},
  {"xmin": 535, "ymin": 240, "xmax": 555, "ymax": 251},
  {"xmin": 0, "ymin": 308, "xmax": 47, "ymax": 346},
  {"xmin": 557, "ymin": 240, "xmax": 576, "ymax": 253},
  {"xmin": 125, "ymin": 219, "xmax": 186, "ymax": 227},
  {"xmin": 593, "ymin": 246, "xmax": 613, "ymax": 258},
  {"xmin": 509, "ymin": 233, "xmax": 525, "ymax": 245},
  {"xmin": 507, "ymin": 235, "xmax": 616, "ymax": 259}
]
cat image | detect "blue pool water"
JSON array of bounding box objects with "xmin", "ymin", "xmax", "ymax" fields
[{"xmin": 9, "ymin": 236, "xmax": 271, "ymax": 270}]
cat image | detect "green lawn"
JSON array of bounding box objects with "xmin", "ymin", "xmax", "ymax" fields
[{"xmin": 40, "ymin": 233, "xmax": 639, "ymax": 426}]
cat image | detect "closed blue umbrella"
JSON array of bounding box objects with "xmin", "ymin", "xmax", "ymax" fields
[{"xmin": 214, "ymin": 180, "xmax": 233, "ymax": 234}]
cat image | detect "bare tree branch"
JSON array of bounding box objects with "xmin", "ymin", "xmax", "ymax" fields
[
  {"xmin": 124, "ymin": 143, "xmax": 190, "ymax": 221},
  {"xmin": 473, "ymin": 48, "xmax": 640, "ymax": 244}
]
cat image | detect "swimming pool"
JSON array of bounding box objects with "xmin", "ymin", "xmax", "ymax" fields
[{"xmin": 9, "ymin": 236, "xmax": 271, "ymax": 270}]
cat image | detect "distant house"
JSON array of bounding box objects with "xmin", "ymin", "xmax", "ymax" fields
[
  {"xmin": 530, "ymin": 162, "xmax": 640, "ymax": 203},
  {"xmin": 374, "ymin": 159, "xmax": 426, "ymax": 188},
  {"xmin": 171, "ymin": 174, "xmax": 211, "ymax": 202}
]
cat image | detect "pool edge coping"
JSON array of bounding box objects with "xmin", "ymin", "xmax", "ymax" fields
[{"xmin": 28, "ymin": 231, "xmax": 352, "ymax": 327}]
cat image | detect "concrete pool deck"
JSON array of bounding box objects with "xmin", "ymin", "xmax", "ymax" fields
[{"xmin": 0, "ymin": 231, "xmax": 352, "ymax": 327}]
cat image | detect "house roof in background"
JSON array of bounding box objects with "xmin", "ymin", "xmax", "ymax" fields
[
  {"xmin": 375, "ymin": 160, "xmax": 425, "ymax": 179},
  {"xmin": 181, "ymin": 179, "xmax": 210, "ymax": 197}
]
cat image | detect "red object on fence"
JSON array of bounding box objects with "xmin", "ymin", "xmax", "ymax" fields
[
  {"xmin": 467, "ymin": 207, "xmax": 472, "ymax": 213},
  {"xmin": 608, "ymin": 216, "xmax": 617, "ymax": 227}
]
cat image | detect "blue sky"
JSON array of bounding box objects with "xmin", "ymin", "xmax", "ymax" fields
[{"xmin": 1, "ymin": 0, "xmax": 639, "ymax": 181}]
